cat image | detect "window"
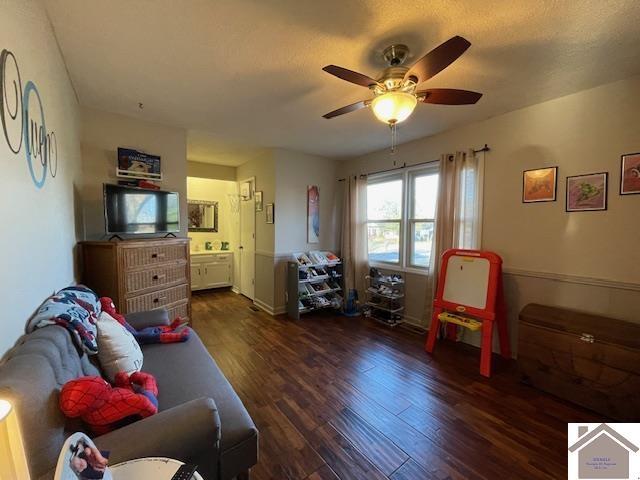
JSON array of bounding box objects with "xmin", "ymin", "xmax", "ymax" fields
[{"xmin": 367, "ymin": 165, "xmax": 438, "ymax": 272}]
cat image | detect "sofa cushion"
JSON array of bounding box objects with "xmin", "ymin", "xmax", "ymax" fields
[
  {"xmin": 0, "ymin": 326, "xmax": 100, "ymax": 479},
  {"xmin": 139, "ymin": 329, "xmax": 258, "ymax": 474},
  {"xmin": 96, "ymin": 311, "xmax": 143, "ymax": 381}
]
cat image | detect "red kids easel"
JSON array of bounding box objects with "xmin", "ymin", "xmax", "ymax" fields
[{"xmin": 425, "ymin": 249, "xmax": 511, "ymax": 377}]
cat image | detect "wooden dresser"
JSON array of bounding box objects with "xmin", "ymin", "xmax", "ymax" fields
[{"xmin": 81, "ymin": 238, "xmax": 191, "ymax": 322}]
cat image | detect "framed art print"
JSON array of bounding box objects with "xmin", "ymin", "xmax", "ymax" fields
[
  {"xmin": 255, "ymin": 191, "xmax": 263, "ymax": 211},
  {"xmin": 240, "ymin": 182, "xmax": 251, "ymax": 200},
  {"xmin": 620, "ymin": 152, "xmax": 640, "ymax": 195},
  {"xmin": 307, "ymin": 185, "xmax": 319, "ymax": 243},
  {"xmin": 523, "ymin": 167, "xmax": 558, "ymax": 203},
  {"xmin": 265, "ymin": 203, "xmax": 274, "ymax": 224},
  {"xmin": 566, "ymin": 172, "xmax": 608, "ymax": 212}
]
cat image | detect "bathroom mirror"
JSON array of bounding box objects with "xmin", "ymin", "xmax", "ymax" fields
[{"xmin": 188, "ymin": 200, "xmax": 218, "ymax": 232}]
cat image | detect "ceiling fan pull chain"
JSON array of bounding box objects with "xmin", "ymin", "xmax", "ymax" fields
[{"xmin": 390, "ymin": 122, "xmax": 397, "ymax": 155}]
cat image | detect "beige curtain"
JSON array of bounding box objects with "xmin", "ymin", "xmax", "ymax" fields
[
  {"xmin": 424, "ymin": 149, "xmax": 484, "ymax": 324},
  {"xmin": 341, "ymin": 175, "xmax": 368, "ymax": 301}
]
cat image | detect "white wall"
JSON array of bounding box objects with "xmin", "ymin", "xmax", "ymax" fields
[
  {"xmin": 0, "ymin": 0, "xmax": 82, "ymax": 355},
  {"xmin": 343, "ymin": 75, "xmax": 640, "ymax": 348},
  {"xmin": 80, "ymin": 107, "xmax": 188, "ymax": 239},
  {"xmin": 187, "ymin": 177, "xmax": 238, "ymax": 252}
]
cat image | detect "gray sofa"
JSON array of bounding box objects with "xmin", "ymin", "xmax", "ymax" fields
[{"xmin": 0, "ymin": 308, "xmax": 258, "ymax": 480}]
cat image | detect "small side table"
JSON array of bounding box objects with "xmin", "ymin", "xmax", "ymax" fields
[{"xmin": 110, "ymin": 457, "xmax": 203, "ymax": 480}]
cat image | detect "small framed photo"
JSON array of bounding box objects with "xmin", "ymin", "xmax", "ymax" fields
[
  {"xmin": 566, "ymin": 172, "xmax": 608, "ymax": 212},
  {"xmin": 620, "ymin": 152, "xmax": 640, "ymax": 195},
  {"xmin": 523, "ymin": 167, "xmax": 558, "ymax": 203},
  {"xmin": 240, "ymin": 182, "xmax": 251, "ymax": 200},
  {"xmin": 255, "ymin": 191, "xmax": 263, "ymax": 211},
  {"xmin": 265, "ymin": 203, "xmax": 274, "ymax": 224}
]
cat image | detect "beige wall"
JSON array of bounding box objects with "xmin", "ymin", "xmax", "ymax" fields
[
  {"xmin": 187, "ymin": 160, "xmax": 236, "ymax": 181},
  {"xmin": 271, "ymin": 149, "xmax": 341, "ymax": 312},
  {"xmin": 236, "ymin": 151, "xmax": 276, "ymax": 308},
  {"xmin": 80, "ymin": 107, "xmax": 188, "ymax": 239},
  {"xmin": 186, "ymin": 177, "xmax": 239, "ymax": 252},
  {"xmin": 0, "ymin": 0, "xmax": 82, "ymax": 355},
  {"xmin": 274, "ymin": 149, "xmax": 340, "ymax": 254},
  {"xmin": 343, "ymin": 75, "xmax": 640, "ymax": 348}
]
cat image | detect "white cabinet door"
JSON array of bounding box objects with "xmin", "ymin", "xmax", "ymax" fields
[
  {"xmin": 191, "ymin": 264, "xmax": 204, "ymax": 290},
  {"xmin": 203, "ymin": 262, "xmax": 231, "ymax": 288}
]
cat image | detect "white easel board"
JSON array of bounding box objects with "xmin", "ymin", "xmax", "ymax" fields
[{"xmin": 442, "ymin": 254, "xmax": 490, "ymax": 309}]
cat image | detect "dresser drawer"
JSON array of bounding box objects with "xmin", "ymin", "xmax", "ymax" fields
[
  {"xmin": 166, "ymin": 301, "xmax": 190, "ymax": 322},
  {"xmin": 122, "ymin": 244, "xmax": 187, "ymax": 269},
  {"xmin": 124, "ymin": 262, "xmax": 188, "ymax": 297},
  {"xmin": 126, "ymin": 284, "xmax": 188, "ymax": 312}
]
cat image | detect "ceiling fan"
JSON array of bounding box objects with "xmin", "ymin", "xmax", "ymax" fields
[{"xmin": 322, "ymin": 36, "xmax": 482, "ymax": 128}]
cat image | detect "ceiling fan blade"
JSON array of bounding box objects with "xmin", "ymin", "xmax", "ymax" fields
[
  {"xmin": 323, "ymin": 100, "xmax": 369, "ymax": 119},
  {"xmin": 322, "ymin": 65, "xmax": 380, "ymax": 88},
  {"xmin": 417, "ymin": 89, "xmax": 482, "ymax": 105},
  {"xmin": 405, "ymin": 36, "xmax": 471, "ymax": 84}
]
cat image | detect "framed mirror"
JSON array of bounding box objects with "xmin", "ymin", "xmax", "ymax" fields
[{"xmin": 188, "ymin": 200, "xmax": 218, "ymax": 232}]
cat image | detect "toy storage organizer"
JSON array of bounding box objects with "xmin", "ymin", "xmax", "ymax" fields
[{"xmin": 286, "ymin": 252, "xmax": 343, "ymax": 320}]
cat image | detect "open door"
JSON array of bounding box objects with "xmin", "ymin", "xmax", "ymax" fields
[{"xmin": 239, "ymin": 178, "xmax": 255, "ymax": 300}]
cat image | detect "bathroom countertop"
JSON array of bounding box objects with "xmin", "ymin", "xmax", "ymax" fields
[{"xmin": 190, "ymin": 250, "xmax": 233, "ymax": 256}]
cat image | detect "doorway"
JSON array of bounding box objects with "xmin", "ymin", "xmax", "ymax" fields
[{"xmin": 238, "ymin": 177, "xmax": 256, "ymax": 300}]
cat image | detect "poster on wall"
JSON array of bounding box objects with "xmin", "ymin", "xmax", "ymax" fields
[
  {"xmin": 117, "ymin": 148, "xmax": 162, "ymax": 181},
  {"xmin": 307, "ymin": 185, "xmax": 320, "ymax": 243}
]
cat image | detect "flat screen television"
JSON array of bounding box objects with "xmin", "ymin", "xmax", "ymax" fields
[{"xmin": 104, "ymin": 184, "xmax": 180, "ymax": 235}]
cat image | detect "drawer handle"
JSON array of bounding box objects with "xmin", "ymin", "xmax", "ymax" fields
[
  {"xmin": 153, "ymin": 296, "xmax": 167, "ymax": 304},
  {"xmin": 580, "ymin": 333, "xmax": 595, "ymax": 343},
  {"xmin": 152, "ymin": 274, "xmax": 166, "ymax": 281},
  {"xmin": 151, "ymin": 252, "xmax": 166, "ymax": 259}
]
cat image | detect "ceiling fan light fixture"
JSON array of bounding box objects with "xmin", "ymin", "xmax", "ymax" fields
[{"xmin": 370, "ymin": 91, "xmax": 417, "ymax": 125}]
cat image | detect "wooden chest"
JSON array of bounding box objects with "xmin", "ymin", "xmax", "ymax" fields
[
  {"xmin": 81, "ymin": 238, "xmax": 191, "ymax": 322},
  {"xmin": 519, "ymin": 304, "xmax": 640, "ymax": 420}
]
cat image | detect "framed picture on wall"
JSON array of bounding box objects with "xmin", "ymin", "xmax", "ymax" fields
[
  {"xmin": 522, "ymin": 167, "xmax": 557, "ymax": 203},
  {"xmin": 240, "ymin": 181, "xmax": 251, "ymax": 200},
  {"xmin": 255, "ymin": 191, "xmax": 263, "ymax": 211},
  {"xmin": 265, "ymin": 203, "xmax": 274, "ymax": 224},
  {"xmin": 620, "ymin": 152, "xmax": 640, "ymax": 195},
  {"xmin": 307, "ymin": 185, "xmax": 320, "ymax": 243},
  {"xmin": 566, "ymin": 172, "xmax": 608, "ymax": 212}
]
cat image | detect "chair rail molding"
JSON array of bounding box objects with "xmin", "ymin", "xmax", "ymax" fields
[{"xmin": 503, "ymin": 267, "xmax": 640, "ymax": 292}]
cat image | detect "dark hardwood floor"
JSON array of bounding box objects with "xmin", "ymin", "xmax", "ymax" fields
[{"xmin": 191, "ymin": 290, "xmax": 599, "ymax": 480}]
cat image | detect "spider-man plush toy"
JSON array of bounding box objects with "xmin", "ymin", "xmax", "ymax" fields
[
  {"xmin": 60, "ymin": 372, "xmax": 158, "ymax": 435},
  {"xmin": 99, "ymin": 297, "xmax": 190, "ymax": 345}
]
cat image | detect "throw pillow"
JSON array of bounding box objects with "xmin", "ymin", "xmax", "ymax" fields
[{"xmin": 96, "ymin": 311, "xmax": 143, "ymax": 382}]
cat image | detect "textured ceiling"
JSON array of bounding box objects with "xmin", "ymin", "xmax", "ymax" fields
[{"xmin": 45, "ymin": 0, "xmax": 640, "ymax": 162}]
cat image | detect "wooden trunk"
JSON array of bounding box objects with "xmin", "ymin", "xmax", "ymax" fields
[
  {"xmin": 519, "ymin": 303, "xmax": 640, "ymax": 421},
  {"xmin": 81, "ymin": 238, "xmax": 191, "ymax": 322}
]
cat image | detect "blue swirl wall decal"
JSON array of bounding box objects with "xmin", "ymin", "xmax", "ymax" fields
[{"xmin": 0, "ymin": 48, "xmax": 58, "ymax": 189}]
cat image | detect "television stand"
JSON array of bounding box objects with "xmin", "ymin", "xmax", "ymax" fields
[
  {"xmin": 163, "ymin": 233, "xmax": 177, "ymax": 238},
  {"xmin": 108, "ymin": 234, "xmax": 124, "ymax": 241}
]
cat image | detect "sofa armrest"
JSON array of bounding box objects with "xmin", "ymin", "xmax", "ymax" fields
[
  {"xmin": 94, "ymin": 398, "xmax": 221, "ymax": 465},
  {"xmin": 124, "ymin": 308, "xmax": 171, "ymax": 329}
]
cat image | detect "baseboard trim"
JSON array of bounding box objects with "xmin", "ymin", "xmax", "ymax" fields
[
  {"xmin": 253, "ymin": 298, "xmax": 287, "ymax": 317},
  {"xmin": 231, "ymin": 286, "xmax": 240, "ymax": 294},
  {"xmin": 503, "ymin": 267, "xmax": 640, "ymax": 292}
]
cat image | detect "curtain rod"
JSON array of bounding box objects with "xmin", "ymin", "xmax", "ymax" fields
[{"xmin": 337, "ymin": 144, "xmax": 490, "ymax": 181}]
